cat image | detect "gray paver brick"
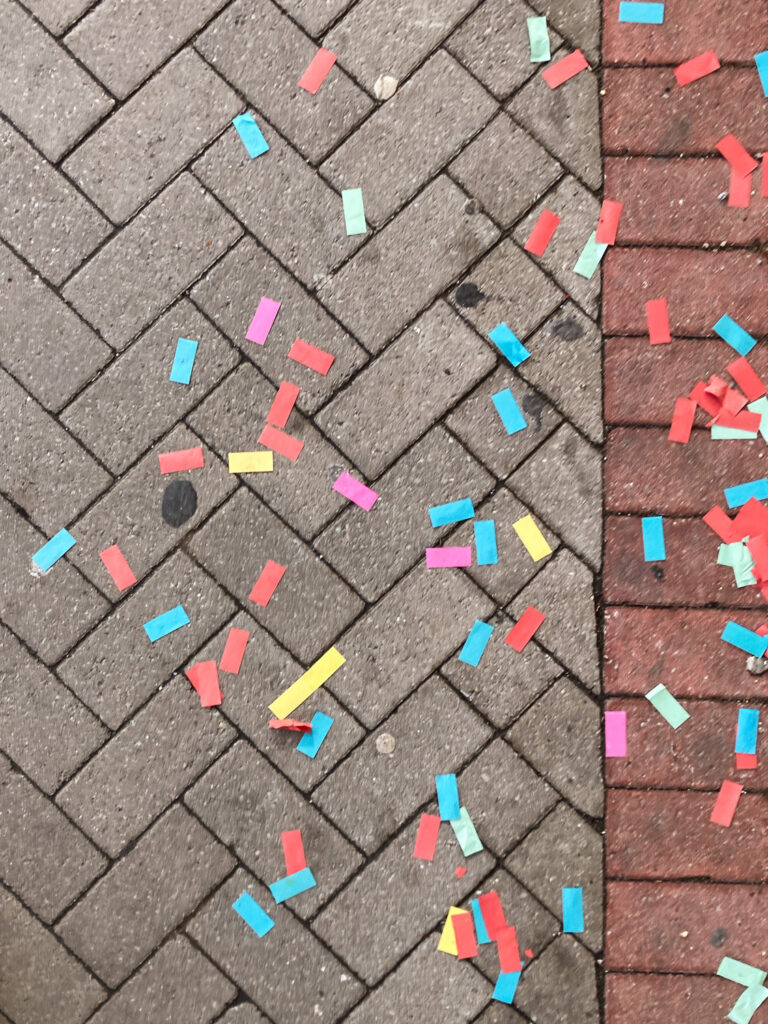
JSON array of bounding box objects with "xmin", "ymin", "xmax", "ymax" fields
[
  {"xmin": 318, "ymin": 176, "xmax": 499, "ymax": 353},
  {"xmin": 446, "ymin": 367, "xmax": 562, "ymax": 480},
  {"xmin": 509, "ymin": 549, "xmax": 599, "ymax": 691},
  {"xmin": 517, "ymin": 301, "xmax": 602, "ymax": 443},
  {"xmin": 61, "ymin": 299, "xmax": 238, "ymax": 474},
  {"xmin": 57, "ymin": 804, "xmax": 235, "ymax": 988},
  {"xmin": 188, "ymin": 362, "xmax": 353, "ymax": 539},
  {"xmin": 198, "ymin": 0, "xmax": 372, "ymax": 164},
  {"xmin": 193, "ymin": 126, "xmax": 360, "ymax": 289},
  {"xmin": 345, "ymin": 932, "xmax": 490, "ymax": 1023},
  {"xmin": 324, "ymin": 0, "xmax": 479, "ymax": 90},
  {"xmin": 0, "ymin": 495, "xmax": 109, "ymax": 666},
  {"xmin": 0, "ymin": 623, "xmax": 107, "ymax": 793},
  {"xmin": 58, "ymin": 550, "xmax": 235, "ymax": 729},
  {"xmin": 315, "ymin": 301, "xmax": 496, "ymax": 476},
  {"xmin": 441, "ymin": 610, "xmax": 559, "ymax": 729},
  {"xmin": 22, "ymin": 0, "xmax": 93, "ymax": 34},
  {"xmin": 278, "ymin": 0, "xmax": 350, "ymax": 36},
  {"xmin": 0, "ymin": 241, "xmax": 111, "ymax": 412},
  {"xmin": 456, "ymin": 738, "xmax": 558, "ymax": 856},
  {"xmin": 64, "ymin": 51, "xmax": 239, "ymax": 224},
  {"xmin": 510, "ymin": 423, "xmax": 602, "ymax": 570},
  {"xmin": 186, "ymin": 740, "xmax": 363, "ymax": 916},
  {"xmin": 0, "ymin": 884, "xmax": 105, "ymax": 1024},
  {"xmin": 314, "ymin": 675, "xmax": 491, "ymax": 854},
  {"xmin": 329, "ymin": 563, "xmax": 494, "ymax": 728},
  {"xmin": 186, "ymin": 868, "xmax": 364, "ymax": 1023},
  {"xmin": 506, "ymin": 801, "xmax": 604, "ymax": 952},
  {"xmin": 66, "ymin": 423, "xmax": 236, "ymax": 595},
  {"xmin": 321, "ymin": 50, "xmax": 497, "ymax": 227},
  {"xmin": 515, "ymin": 935, "xmax": 599, "ymax": 1023},
  {"xmin": 508, "ymin": 61, "xmax": 601, "ymax": 191},
  {"xmin": 0, "ymin": 120, "xmax": 110, "ymax": 285},
  {"xmin": 0, "ymin": 2, "xmax": 112, "ymax": 162},
  {"xmin": 88, "ymin": 935, "xmax": 235, "ymax": 1024},
  {"xmin": 449, "ymin": 111, "xmax": 563, "ymax": 227},
  {"xmin": 190, "ymin": 236, "xmax": 368, "ymax": 415},
  {"xmin": 63, "ymin": 173, "xmax": 241, "ymax": 349},
  {"xmin": 0, "ymin": 754, "xmax": 106, "ymax": 922},
  {"xmin": 0, "ymin": 368, "xmax": 111, "ymax": 534},
  {"xmin": 475, "ymin": 1003, "xmax": 527, "ymax": 1024},
  {"xmin": 315, "ymin": 427, "xmax": 494, "ymax": 602},
  {"xmin": 216, "ymin": 1007, "xmax": 269, "ymax": 1024},
  {"xmin": 508, "ymin": 676, "xmax": 602, "ymax": 818},
  {"xmin": 189, "ymin": 489, "xmax": 363, "ymax": 661},
  {"xmin": 531, "ymin": 0, "xmax": 599, "ymax": 63},
  {"xmin": 446, "ymin": 0, "xmax": 560, "ymax": 99},
  {"xmin": 312, "ymin": 820, "xmax": 493, "ymax": 985},
  {"xmin": 65, "ymin": 0, "xmax": 230, "ymax": 99},
  {"xmin": 57, "ymin": 677, "xmax": 236, "ymax": 856}
]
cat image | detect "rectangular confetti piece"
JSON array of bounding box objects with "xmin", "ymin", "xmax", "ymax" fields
[
  {"xmin": 669, "ymin": 397, "xmax": 696, "ymax": 443},
  {"xmin": 471, "ymin": 899, "xmax": 491, "ymax": 944},
  {"xmin": 298, "ymin": 47, "xmax": 336, "ymax": 93},
  {"xmin": 527, "ymin": 15, "xmax": 550, "ymax": 62},
  {"xmin": 724, "ymin": 478, "xmax": 768, "ymax": 508},
  {"xmin": 246, "ymin": 297, "xmax": 280, "ymax": 345},
  {"xmin": 144, "ymin": 604, "xmax": 189, "ymax": 642},
  {"xmin": 169, "ymin": 337, "xmax": 197, "ymax": 384},
  {"xmin": 413, "ymin": 813, "xmax": 441, "ymax": 861},
  {"xmin": 474, "ymin": 520, "xmax": 498, "ymax": 565},
  {"xmin": 756, "ymin": 51, "xmax": 768, "ymax": 97},
  {"xmin": 541, "ymin": 49, "xmax": 588, "ymax": 88},
  {"xmin": 232, "ymin": 113, "xmax": 269, "ymax": 158},
  {"xmin": 748, "ymin": 397, "xmax": 768, "ymax": 441},
  {"xmin": 228, "ymin": 451, "xmax": 273, "ymax": 474},
  {"xmin": 438, "ymin": 908, "xmax": 468, "ymax": 955},
  {"xmin": 492, "ymin": 388, "xmax": 527, "ymax": 435},
  {"xmin": 33, "ymin": 528, "xmax": 76, "ymax": 571},
  {"xmin": 642, "ymin": 516, "xmax": 665, "ymax": 561},
  {"xmin": 727, "ymin": 358, "xmax": 766, "ymax": 402},
  {"xmin": 618, "ymin": 1, "xmax": 665, "ymax": 22},
  {"xmin": 704, "ymin": 505, "xmax": 738, "ymax": 543},
  {"xmin": 710, "ymin": 779, "xmax": 743, "ymax": 827},
  {"xmin": 429, "ymin": 498, "xmax": 475, "ymax": 527},
  {"xmin": 562, "ymin": 887, "xmax": 584, "ymax": 933},
  {"xmin": 99, "ymin": 544, "xmax": 136, "ymax": 591},
  {"xmin": 296, "ymin": 710, "xmax": 334, "ymax": 757},
  {"xmin": 573, "ymin": 231, "xmax": 608, "ymax": 279},
  {"xmin": 493, "ymin": 971, "xmax": 521, "ymax": 1005},
  {"xmin": 453, "ymin": 910, "xmax": 478, "ymax": 959},
  {"xmin": 426, "ymin": 546, "xmax": 472, "ymax": 568},
  {"xmin": 232, "ymin": 892, "xmax": 274, "ymax": 936},
  {"xmin": 158, "ymin": 447, "xmax": 204, "ymax": 474},
  {"xmin": 458, "ymin": 620, "xmax": 494, "ymax": 667},
  {"xmin": 605, "ymin": 710, "xmax": 627, "ymax": 757},
  {"xmin": 436, "ymin": 773, "xmax": 461, "ymax": 821},
  {"xmin": 451, "ymin": 806, "xmax": 483, "ymax": 856},
  {"xmin": 333, "ymin": 471, "xmax": 378, "ymax": 510},
  {"xmin": 497, "ymin": 925, "xmax": 522, "ymax": 972},
  {"xmin": 249, "ymin": 560, "xmax": 286, "ymax": 607},
  {"xmin": 735, "ymin": 708, "xmax": 759, "ymax": 754},
  {"xmin": 269, "ymin": 867, "xmax": 317, "ymax": 903},
  {"xmin": 645, "ymin": 683, "xmax": 690, "ymax": 728},
  {"xmin": 267, "ymin": 381, "xmax": 301, "ymax": 428},
  {"xmin": 714, "ymin": 315, "xmax": 757, "ymax": 356},
  {"xmin": 258, "ymin": 424, "xmax": 304, "ymax": 461},
  {"xmin": 646, "ymin": 298, "xmax": 671, "ymax": 344},
  {"xmin": 524, "ymin": 209, "xmax": 560, "ymax": 255},
  {"xmin": 477, "ymin": 891, "xmax": 507, "ymax": 940},
  {"xmin": 281, "ymin": 830, "xmax": 307, "ymax": 874},
  {"xmin": 675, "ymin": 50, "xmax": 720, "ymax": 86},
  {"xmin": 220, "ymin": 627, "xmax": 250, "ymax": 674},
  {"xmin": 513, "ymin": 515, "xmax": 551, "ymax": 561},
  {"xmin": 716, "ymin": 135, "xmax": 758, "ymax": 177},
  {"xmin": 342, "ymin": 188, "xmax": 367, "ymax": 235},
  {"xmin": 595, "ymin": 199, "xmax": 622, "ymax": 244},
  {"xmin": 727, "ymin": 985, "xmax": 768, "ymax": 1024},
  {"xmin": 729, "ymin": 166, "xmax": 752, "ymax": 208},
  {"xmin": 288, "ymin": 337, "xmax": 335, "ymax": 375},
  {"xmin": 718, "ymin": 957, "xmax": 768, "ymax": 988},
  {"xmin": 184, "ymin": 660, "xmax": 223, "ymax": 707},
  {"xmin": 505, "ymin": 606, "xmax": 545, "ymax": 652},
  {"xmin": 269, "ymin": 648, "xmax": 345, "ymax": 719},
  {"xmin": 489, "ymin": 323, "xmax": 530, "ymax": 366}
]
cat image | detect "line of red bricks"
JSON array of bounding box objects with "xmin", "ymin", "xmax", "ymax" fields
[{"xmin": 602, "ymin": 1, "xmax": 768, "ymax": 1019}]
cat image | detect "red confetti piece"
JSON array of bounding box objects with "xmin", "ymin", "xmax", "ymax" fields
[
  {"xmin": 185, "ymin": 661, "xmax": 223, "ymax": 707},
  {"xmin": 158, "ymin": 446, "xmax": 204, "ymax": 473},
  {"xmin": 477, "ymin": 891, "xmax": 507, "ymax": 940},
  {"xmin": 733, "ymin": 497, "xmax": 768, "ymax": 538},
  {"xmin": 219, "ymin": 626, "xmax": 250, "ymax": 674},
  {"xmin": 689, "ymin": 380, "xmax": 721, "ymax": 418},
  {"xmin": 703, "ymin": 506, "xmax": 738, "ymax": 543},
  {"xmin": 728, "ymin": 165, "xmax": 752, "ymax": 208},
  {"xmin": 525, "ymin": 948, "xmax": 534, "ymax": 959},
  {"xmin": 541, "ymin": 49, "xmax": 589, "ymax": 88},
  {"xmin": 668, "ymin": 397, "xmax": 696, "ymax": 444},
  {"xmin": 715, "ymin": 408, "xmax": 760, "ymax": 432},
  {"xmin": 595, "ymin": 199, "xmax": 622, "ymax": 245},
  {"xmin": 674, "ymin": 50, "xmax": 720, "ymax": 87},
  {"xmin": 288, "ymin": 338, "xmax": 335, "ymax": 376},
  {"xmin": 269, "ymin": 718, "xmax": 313, "ymax": 732},
  {"xmin": 281, "ymin": 829, "xmax": 307, "ymax": 874},
  {"xmin": 455, "ymin": 866, "xmax": 467, "ymax": 878},
  {"xmin": 497, "ymin": 925, "xmax": 522, "ymax": 973},
  {"xmin": 413, "ymin": 813, "xmax": 441, "ymax": 861},
  {"xmin": 99, "ymin": 544, "xmax": 136, "ymax": 591},
  {"xmin": 453, "ymin": 911, "xmax": 478, "ymax": 960},
  {"xmin": 709, "ymin": 780, "xmax": 743, "ymax": 827},
  {"xmin": 267, "ymin": 381, "xmax": 301, "ymax": 428},
  {"xmin": 728, "ymin": 358, "xmax": 767, "ymax": 402},
  {"xmin": 249, "ymin": 559, "xmax": 286, "ymax": 607},
  {"xmin": 298, "ymin": 47, "xmax": 337, "ymax": 94},
  {"xmin": 715, "ymin": 134, "xmax": 758, "ymax": 177},
  {"xmin": 763, "ymin": 153, "xmax": 768, "ymax": 197},
  {"xmin": 646, "ymin": 299, "xmax": 671, "ymax": 345},
  {"xmin": 258, "ymin": 424, "xmax": 304, "ymax": 461},
  {"xmin": 505, "ymin": 606, "xmax": 546, "ymax": 652},
  {"xmin": 524, "ymin": 209, "xmax": 560, "ymax": 256}
]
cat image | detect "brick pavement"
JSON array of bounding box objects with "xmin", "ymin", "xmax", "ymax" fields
[{"xmin": 0, "ymin": 1, "xmax": 604, "ymax": 1022}]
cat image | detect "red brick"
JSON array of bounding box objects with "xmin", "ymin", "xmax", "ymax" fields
[
  {"xmin": 605, "ymin": 880, "xmax": 768, "ymax": 972},
  {"xmin": 603, "ymin": 247, "xmax": 768, "ymax": 338},
  {"xmin": 605, "ymin": 697, "xmax": 768, "ymax": 789},
  {"xmin": 604, "ymin": 516, "xmax": 764, "ymax": 607},
  {"xmin": 603, "ymin": 0, "xmax": 768, "ymax": 64},
  {"xmin": 606, "ymin": 789, "xmax": 768, "ymax": 883},
  {"xmin": 604, "ymin": 607, "xmax": 768, "ymax": 697},
  {"xmin": 604, "ymin": 339, "xmax": 768, "ymax": 426},
  {"xmin": 606, "ymin": 973, "xmax": 735, "ymax": 1024},
  {"xmin": 604, "ymin": 68, "xmax": 768, "ymax": 156},
  {"xmin": 606, "ymin": 157, "xmax": 767, "ymax": 246},
  {"xmin": 605, "ymin": 427, "xmax": 766, "ymax": 515}
]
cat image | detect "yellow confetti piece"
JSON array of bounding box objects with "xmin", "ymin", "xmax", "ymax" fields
[
  {"xmin": 268, "ymin": 647, "xmax": 346, "ymax": 719},
  {"xmin": 228, "ymin": 451, "xmax": 274, "ymax": 474},
  {"xmin": 513, "ymin": 514, "xmax": 552, "ymax": 561},
  {"xmin": 437, "ymin": 907, "xmax": 470, "ymax": 956}
]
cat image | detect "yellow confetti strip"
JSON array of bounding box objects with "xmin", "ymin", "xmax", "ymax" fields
[
  {"xmin": 268, "ymin": 647, "xmax": 346, "ymax": 719},
  {"xmin": 437, "ymin": 907, "xmax": 470, "ymax": 956},
  {"xmin": 513, "ymin": 514, "xmax": 552, "ymax": 561},
  {"xmin": 228, "ymin": 451, "xmax": 273, "ymax": 474}
]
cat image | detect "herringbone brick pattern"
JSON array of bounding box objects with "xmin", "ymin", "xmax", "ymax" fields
[{"xmin": 0, "ymin": 1, "xmax": 602, "ymax": 1021}]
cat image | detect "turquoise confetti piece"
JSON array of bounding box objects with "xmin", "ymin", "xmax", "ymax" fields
[
  {"xmin": 714, "ymin": 315, "xmax": 757, "ymax": 357},
  {"xmin": 641, "ymin": 516, "xmax": 665, "ymax": 561},
  {"xmin": 170, "ymin": 337, "xmax": 198, "ymax": 385},
  {"xmin": 143, "ymin": 605, "xmax": 190, "ymax": 642},
  {"xmin": 342, "ymin": 188, "xmax": 367, "ymax": 235},
  {"xmin": 233, "ymin": 113, "xmax": 269, "ymax": 158},
  {"xmin": 492, "ymin": 389, "xmax": 527, "ymax": 435},
  {"xmin": 269, "ymin": 867, "xmax": 317, "ymax": 903},
  {"xmin": 471, "ymin": 898, "xmax": 491, "ymax": 944},
  {"xmin": 458, "ymin": 619, "xmax": 494, "ymax": 667},
  {"xmin": 232, "ymin": 892, "xmax": 274, "ymax": 936},
  {"xmin": 493, "ymin": 971, "xmax": 521, "ymax": 1004},
  {"xmin": 32, "ymin": 528, "xmax": 76, "ymax": 571},
  {"xmin": 436, "ymin": 774, "xmax": 461, "ymax": 821},
  {"xmin": 755, "ymin": 51, "xmax": 768, "ymax": 98},
  {"xmin": 474, "ymin": 520, "xmax": 498, "ymax": 565},
  {"xmin": 562, "ymin": 887, "xmax": 584, "ymax": 933},
  {"xmin": 619, "ymin": 1, "xmax": 665, "ymax": 22},
  {"xmin": 724, "ymin": 478, "xmax": 768, "ymax": 508},
  {"xmin": 296, "ymin": 711, "xmax": 334, "ymax": 758},
  {"xmin": 573, "ymin": 231, "xmax": 608, "ymax": 279},
  {"xmin": 488, "ymin": 323, "xmax": 530, "ymax": 366},
  {"xmin": 429, "ymin": 498, "xmax": 475, "ymax": 527},
  {"xmin": 527, "ymin": 16, "xmax": 550, "ymax": 62},
  {"xmin": 735, "ymin": 708, "xmax": 759, "ymax": 755}
]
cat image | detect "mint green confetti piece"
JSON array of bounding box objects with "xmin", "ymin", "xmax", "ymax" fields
[
  {"xmin": 342, "ymin": 188, "xmax": 367, "ymax": 235},
  {"xmin": 573, "ymin": 231, "xmax": 608, "ymax": 279},
  {"xmin": 645, "ymin": 683, "xmax": 689, "ymax": 729},
  {"xmin": 747, "ymin": 398, "xmax": 768, "ymax": 442},
  {"xmin": 727, "ymin": 986, "xmax": 768, "ymax": 1024},
  {"xmin": 718, "ymin": 957, "xmax": 768, "ymax": 989},
  {"xmin": 527, "ymin": 16, "xmax": 551, "ymax": 62},
  {"xmin": 450, "ymin": 806, "xmax": 484, "ymax": 856},
  {"xmin": 711, "ymin": 424, "xmax": 759, "ymax": 439}
]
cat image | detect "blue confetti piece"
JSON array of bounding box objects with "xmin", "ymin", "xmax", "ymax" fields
[
  {"xmin": 474, "ymin": 520, "xmax": 498, "ymax": 565},
  {"xmin": 489, "ymin": 323, "xmax": 530, "ymax": 366},
  {"xmin": 562, "ymin": 887, "xmax": 584, "ymax": 933},
  {"xmin": 429, "ymin": 498, "xmax": 475, "ymax": 528},
  {"xmin": 756, "ymin": 51, "xmax": 768, "ymax": 97},
  {"xmin": 736, "ymin": 708, "xmax": 760, "ymax": 754},
  {"xmin": 641, "ymin": 516, "xmax": 665, "ymax": 562},
  {"xmin": 721, "ymin": 621, "xmax": 768, "ymax": 658},
  {"xmin": 436, "ymin": 773, "xmax": 461, "ymax": 821},
  {"xmin": 233, "ymin": 112, "xmax": 269, "ymax": 158},
  {"xmin": 471, "ymin": 898, "xmax": 491, "ymax": 944},
  {"xmin": 269, "ymin": 867, "xmax": 317, "ymax": 904},
  {"xmin": 232, "ymin": 892, "xmax": 274, "ymax": 936},
  {"xmin": 32, "ymin": 528, "xmax": 76, "ymax": 571},
  {"xmin": 618, "ymin": 1, "xmax": 664, "ymax": 22},
  {"xmin": 143, "ymin": 604, "xmax": 190, "ymax": 642},
  {"xmin": 458, "ymin": 619, "xmax": 494, "ymax": 667},
  {"xmin": 714, "ymin": 315, "xmax": 757, "ymax": 357},
  {"xmin": 169, "ymin": 337, "xmax": 198, "ymax": 385},
  {"xmin": 724, "ymin": 478, "xmax": 768, "ymax": 509},
  {"xmin": 492, "ymin": 389, "xmax": 527, "ymax": 435},
  {"xmin": 297, "ymin": 711, "xmax": 334, "ymax": 758},
  {"xmin": 493, "ymin": 971, "xmax": 521, "ymax": 1005}
]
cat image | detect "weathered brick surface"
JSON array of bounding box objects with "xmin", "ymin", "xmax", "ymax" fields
[
  {"xmin": 23, "ymin": 0, "xmax": 93, "ymax": 35},
  {"xmin": 605, "ymin": 973, "xmax": 735, "ymax": 1024},
  {"xmin": 516, "ymin": 935, "xmax": 600, "ymax": 1023},
  {"xmin": 533, "ymin": 0, "xmax": 600, "ymax": 61},
  {"xmin": 63, "ymin": 174, "xmax": 241, "ymax": 349},
  {"xmin": 57, "ymin": 804, "xmax": 234, "ymax": 987},
  {"xmin": 216, "ymin": 1007, "xmax": 269, "ymax": 1024},
  {"xmin": 280, "ymin": 0, "xmax": 349, "ymax": 36}
]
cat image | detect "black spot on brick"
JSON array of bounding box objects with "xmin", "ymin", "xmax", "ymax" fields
[
  {"xmin": 162, "ymin": 480, "xmax": 197, "ymax": 527},
  {"xmin": 454, "ymin": 283, "xmax": 485, "ymax": 308}
]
